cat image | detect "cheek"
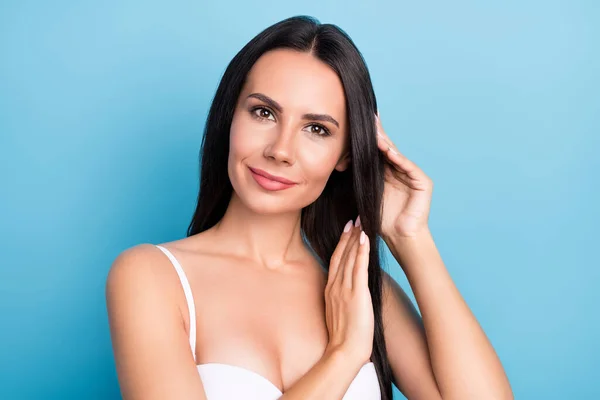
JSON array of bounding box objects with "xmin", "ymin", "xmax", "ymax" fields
[
  {"xmin": 228, "ymin": 115, "xmax": 272, "ymax": 179},
  {"xmin": 292, "ymin": 146, "xmax": 343, "ymax": 208},
  {"xmin": 298, "ymin": 145, "xmax": 341, "ymax": 186},
  {"xmin": 228, "ymin": 116, "xmax": 249, "ymax": 186},
  {"xmin": 230, "ymin": 117, "xmax": 259, "ymax": 159}
]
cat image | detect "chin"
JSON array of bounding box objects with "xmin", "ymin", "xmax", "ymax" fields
[
  {"xmin": 235, "ymin": 182, "xmax": 302, "ymax": 215},
  {"xmin": 240, "ymin": 193, "xmax": 295, "ymax": 215},
  {"xmin": 227, "ymin": 166, "xmax": 291, "ymax": 214}
]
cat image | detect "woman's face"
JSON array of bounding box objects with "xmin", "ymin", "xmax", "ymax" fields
[{"xmin": 228, "ymin": 48, "xmax": 350, "ymax": 215}]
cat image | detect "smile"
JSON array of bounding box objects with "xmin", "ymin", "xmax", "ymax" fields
[{"xmin": 248, "ymin": 167, "xmax": 297, "ymax": 191}]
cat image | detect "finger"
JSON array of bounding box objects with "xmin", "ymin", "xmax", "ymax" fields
[
  {"xmin": 327, "ymin": 220, "xmax": 354, "ymax": 289},
  {"xmin": 375, "ymin": 116, "xmax": 402, "ymax": 157},
  {"xmin": 335, "ymin": 225, "xmax": 361, "ymax": 288},
  {"xmin": 376, "ymin": 132, "xmax": 400, "ymax": 156},
  {"xmin": 377, "ymin": 135, "xmax": 424, "ymax": 179},
  {"xmin": 334, "ymin": 220, "xmax": 362, "ymax": 289},
  {"xmin": 353, "ymin": 231, "xmax": 370, "ymax": 291},
  {"xmin": 375, "ymin": 113, "xmax": 431, "ymax": 186},
  {"xmin": 342, "ymin": 226, "xmax": 363, "ymax": 290},
  {"xmin": 385, "ymin": 147, "xmax": 429, "ymax": 183},
  {"xmin": 384, "ymin": 166, "xmax": 414, "ymax": 189},
  {"xmin": 374, "ymin": 113, "xmax": 398, "ymax": 149},
  {"xmin": 375, "ymin": 111, "xmax": 382, "ymax": 132},
  {"xmin": 376, "ymin": 130, "xmax": 407, "ymax": 169}
]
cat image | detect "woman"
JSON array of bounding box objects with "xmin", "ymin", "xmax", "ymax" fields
[{"xmin": 106, "ymin": 15, "xmax": 513, "ymax": 400}]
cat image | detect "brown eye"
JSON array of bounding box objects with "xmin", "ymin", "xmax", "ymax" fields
[
  {"xmin": 252, "ymin": 107, "xmax": 275, "ymax": 121},
  {"xmin": 305, "ymin": 124, "xmax": 331, "ymax": 137}
]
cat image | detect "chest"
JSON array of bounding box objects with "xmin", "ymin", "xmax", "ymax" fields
[{"xmin": 191, "ymin": 259, "xmax": 330, "ymax": 391}]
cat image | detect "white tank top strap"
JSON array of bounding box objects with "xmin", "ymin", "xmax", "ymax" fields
[{"xmin": 155, "ymin": 245, "xmax": 197, "ymax": 362}]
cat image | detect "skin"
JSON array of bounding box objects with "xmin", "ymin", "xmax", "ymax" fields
[
  {"xmin": 375, "ymin": 117, "xmax": 513, "ymax": 399},
  {"xmin": 106, "ymin": 48, "xmax": 513, "ymax": 399}
]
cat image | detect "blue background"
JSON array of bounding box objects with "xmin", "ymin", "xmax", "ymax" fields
[{"xmin": 1, "ymin": 1, "xmax": 598, "ymax": 399}]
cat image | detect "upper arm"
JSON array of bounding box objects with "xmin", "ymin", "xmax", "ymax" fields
[
  {"xmin": 105, "ymin": 244, "xmax": 206, "ymax": 400},
  {"xmin": 381, "ymin": 271, "xmax": 442, "ymax": 400}
]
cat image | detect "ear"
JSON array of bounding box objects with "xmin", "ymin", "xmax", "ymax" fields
[{"xmin": 334, "ymin": 151, "xmax": 351, "ymax": 172}]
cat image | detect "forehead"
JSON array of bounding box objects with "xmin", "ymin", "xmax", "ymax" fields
[{"xmin": 242, "ymin": 48, "xmax": 346, "ymax": 119}]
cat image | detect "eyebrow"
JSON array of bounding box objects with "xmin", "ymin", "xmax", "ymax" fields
[{"xmin": 247, "ymin": 92, "xmax": 340, "ymax": 128}]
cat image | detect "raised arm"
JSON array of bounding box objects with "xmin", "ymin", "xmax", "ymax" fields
[
  {"xmin": 374, "ymin": 111, "xmax": 513, "ymax": 399},
  {"xmin": 382, "ymin": 232, "xmax": 513, "ymax": 399},
  {"xmin": 105, "ymin": 244, "xmax": 208, "ymax": 400}
]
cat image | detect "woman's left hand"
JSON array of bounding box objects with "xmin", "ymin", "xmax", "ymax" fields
[{"xmin": 375, "ymin": 112, "xmax": 434, "ymax": 239}]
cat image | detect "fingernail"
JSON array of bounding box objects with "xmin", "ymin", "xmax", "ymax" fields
[
  {"xmin": 343, "ymin": 220, "xmax": 353, "ymax": 233},
  {"xmin": 360, "ymin": 231, "xmax": 366, "ymax": 245},
  {"xmin": 354, "ymin": 216, "xmax": 361, "ymax": 227}
]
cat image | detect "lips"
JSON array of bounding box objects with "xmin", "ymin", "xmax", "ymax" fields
[
  {"xmin": 248, "ymin": 167, "xmax": 297, "ymax": 191},
  {"xmin": 249, "ymin": 167, "xmax": 296, "ymax": 184}
]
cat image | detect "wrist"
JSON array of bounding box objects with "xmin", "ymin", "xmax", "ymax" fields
[
  {"xmin": 383, "ymin": 228, "xmax": 433, "ymax": 249},
  {"xmin": 383, "ymin": 229, "xmax": 438, "ymax": 274},
  {"xmin": 323, "ymin": 344, "xmax": 368, "ymax": 369}
]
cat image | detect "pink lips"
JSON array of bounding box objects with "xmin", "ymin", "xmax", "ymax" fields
[{"xmin": 248, "ymin": 167, "xmax": 297, "ymax": 191}]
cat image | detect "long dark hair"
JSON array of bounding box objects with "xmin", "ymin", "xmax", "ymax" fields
[{"xmin": 187, "ymin": 15, "xmax": 392, "ymax": 399}]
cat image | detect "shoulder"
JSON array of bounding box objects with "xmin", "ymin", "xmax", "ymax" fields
[
  {"xmin": 105, "ymin": 243, "xmax": 208, "ymax": 398},
  {"xmin": 106, "ymin": 244, "xmax": 170, "ymax": 293},
  {"xmin": 104, "ymin": 243, "xmax": 189, "ymax": 365},
  {"xmin": 105, "ymin": 243, "xmax": 185, "ymax": 320}
]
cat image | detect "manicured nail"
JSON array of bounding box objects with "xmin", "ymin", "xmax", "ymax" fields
[
  {"xmin": 354, "ymin": 216, "xmax": 361, "ymax": 227},
  {"xmin": 360, "ymin": 231, "xmax": 366, "ymax": 245},
  {"xmin": 343, "ymin": 220, "xmax": 353, "ymax": 233}
]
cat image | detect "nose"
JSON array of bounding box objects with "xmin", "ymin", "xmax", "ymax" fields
[{"xmin": 263, "ymin": 123, "xmax": 296, "ymax": 165}]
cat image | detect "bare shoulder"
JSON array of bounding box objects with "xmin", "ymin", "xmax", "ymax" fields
[
  {"xmin": 106, "ymin": 232, "xmax": 224, "ymax": 304},
  {"xmin": 105, "ymin": 243, "xmax": 206, "ymax": 399},
  {"xmin": 107, "ymin": 243, "xmax": 161, "ymax": 273},
  {"xmin": 106, "ymin": 244, "xmax": 173, "ymax": 297},
  {"xmin": 105, "ymin": 243, "xmax": 184, "ymax": 355},
  {"xmin": 105, "ymin": 242, "xmax": 192, "ymax": 334}
]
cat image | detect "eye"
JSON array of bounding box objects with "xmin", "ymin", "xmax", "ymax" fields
[
  {"xmin": 251, "ymin": 107, "xmax": 275, "ymax": 121},
  {"xmin": 304, "ymin": 124, "xmax": 331, "ymax": 137},
  {"xmin": 249, "ymin": 106, "xmax": 331, "ymax": 137}
]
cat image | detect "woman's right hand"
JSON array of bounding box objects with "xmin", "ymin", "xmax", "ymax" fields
[{"xmin": 323, "ymin": 217, "xmax": 374, "ymax": 366}]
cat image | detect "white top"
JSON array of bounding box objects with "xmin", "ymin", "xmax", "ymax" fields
[{"xmin": 156, "ymin": 245, "xmax": 382, "ymax": 399}]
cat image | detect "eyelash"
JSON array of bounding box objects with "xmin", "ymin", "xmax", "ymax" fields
[{"xmin": 249, "ymin": 106, "xmax": 332, "ymax": 137}]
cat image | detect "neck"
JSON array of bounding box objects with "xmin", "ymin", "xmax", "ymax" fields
[{"xmin": 212, "ymin": 192, "xmax": 307, "ymax": 270}]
